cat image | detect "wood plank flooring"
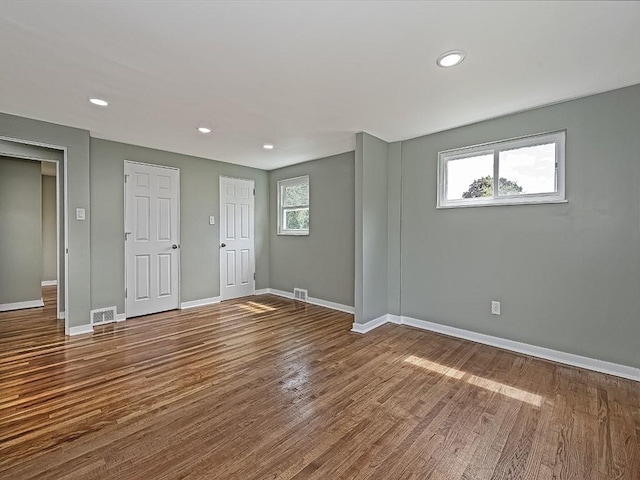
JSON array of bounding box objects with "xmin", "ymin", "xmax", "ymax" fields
[{"xmin": 1, "ymin": 287, "xmax": 639, "ymax": 479}]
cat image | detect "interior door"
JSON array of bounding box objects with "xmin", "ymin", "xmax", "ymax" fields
[
  {"xmin": 125, "ymin": 161, "xmax": 180, "ymax": 317},
  {"xmin": 220, "ymin": 176, "xmax": 255, "ymax": 300}
]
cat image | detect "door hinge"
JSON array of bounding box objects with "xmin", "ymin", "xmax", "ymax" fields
[
  {"xmin": 125, "ymin": 288, "xmax": 128, "ymax": 298},
  {"xmin": 125, "ymin": 174, "xmax": 129, "ymax": 183},
  {"xmin": 253, "ymin": 272, "xmax": 256, "ymax": 280},
  {"xmin": 253, "ymin": 188, "xmax": 255, "ymax": 196}
]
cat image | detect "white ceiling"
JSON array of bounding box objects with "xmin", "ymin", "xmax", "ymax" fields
[{"xmin": 1, "ymin": 1, "xmax": 639, "ymax": 170}]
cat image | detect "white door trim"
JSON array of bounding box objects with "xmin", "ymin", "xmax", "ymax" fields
[
  {"xmin": 0, "ymin": 136, "xmax": 68, "ymax": 332},
  {"xmin": 219, "ymin": 176, "xmax": 256, "ymax": 301},
  {"xmin": 41, "ymin": 157, "xmax": 61, "ymax": 321},
  {"xmin": 124, "ymin": 160, "xmax": 181, "ymax": 318}
]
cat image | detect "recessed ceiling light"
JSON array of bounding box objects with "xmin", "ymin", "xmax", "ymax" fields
[
  {"xmin": 263, "ymin": 144, "xmax": 274, "ymax": 150},
  {"xmin": 436, "ymin": 50, "xmax": 465, "ymax": 68},
  {"xmin": 197, "ymin": 127, "xmax": 212, "ymax": 134},
  {"xmin": 89, "ymin": 98, "xmax": 109, "ymax": 107}
]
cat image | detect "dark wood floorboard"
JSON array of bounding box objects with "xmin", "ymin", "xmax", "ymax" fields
[{"xmin": 1, "ymin": 287, "xmax": 638, "ymax": 479}]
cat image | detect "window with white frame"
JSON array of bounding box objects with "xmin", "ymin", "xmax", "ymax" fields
[
  {"xmin": 277, "ymin": 175, "xmax": 309, "ymax": 235},
  {"xmin": 437, "ymin": 131, "xmax": 566, "ymax": 208}
]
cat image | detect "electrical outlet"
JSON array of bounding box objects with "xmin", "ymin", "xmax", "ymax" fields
[
  {"xmin": 491, "ymin": 301, "xmax": 501, "ymax": 315},
  {"xmin": 209, "ymin": 216, "xmax": 215, "ymax": 225}
]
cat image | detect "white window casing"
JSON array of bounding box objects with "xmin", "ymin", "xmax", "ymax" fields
[
  {"xmin": 277, "ymin": 175, "xmax": 309, "ymax": 235},
  {"xmin": 437, "ymin": 130, "xmax": 566, "ymax": 209}
]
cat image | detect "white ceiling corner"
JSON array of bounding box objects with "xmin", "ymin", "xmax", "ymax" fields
[{"xmin": 0, "ymin": 1, "xmax": 639, "ymax": 170}]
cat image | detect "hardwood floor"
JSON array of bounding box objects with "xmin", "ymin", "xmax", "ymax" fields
[{"xmin": 1, "ymin": 287, "xmax": 639, "ymax": 479}]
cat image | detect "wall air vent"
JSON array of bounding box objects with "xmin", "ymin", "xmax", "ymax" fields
[
  {"xmin": 91, "ymin": 307, "xmax": 117, "ymax": 325},
  {"xmin": 293, "ymin": 288, "xmax": 308, "ymax": 302}
]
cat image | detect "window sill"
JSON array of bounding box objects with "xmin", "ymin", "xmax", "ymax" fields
[
  {"xmin": 277, "ymin": 231, "xmax": 309, "ymax": 236},
  {"xmin": 436, "ymin": 198, "xmax": 568, "ymax": 209}
]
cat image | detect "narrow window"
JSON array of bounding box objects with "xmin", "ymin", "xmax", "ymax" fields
[{"xmin": 277, "ymin": 175, "xmax": 309, "ymax": 235}]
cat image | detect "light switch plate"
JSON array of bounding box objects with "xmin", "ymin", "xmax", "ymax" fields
[
  {"xmin": 76, "ymin": 208, "xmax": 86, "ymax": 221},
  {"xmin": 209, "ymin": 216, "xmax": 215, "ymax": 225}
]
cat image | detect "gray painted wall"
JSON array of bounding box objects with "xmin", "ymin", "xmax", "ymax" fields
[
  {"xmin": 387, "ymin": 142, "xmax": 402, "ymax": 317},
  {"xmin": 0, "ymin": 116, "xmax": 88, "ymax": 327},
  {"xmin": 0, "ymin": 157, "xmax": 42, "ymax": 304},
  {"xmin": 90, "ymin": 139, "xmax": 269, "ymax": 314},
  {"xmin": 355, "ymin": 135, "xmax": 364, "ymax": 321},
  {"xmin": 355, "ymin": 133, "xmax": 389, "ymax": 323},
  {"xmin": 269, "ymin": 151, "xmax": 355, "ymax": 307},
  {"xmin": 400, "ymin": 84, "xmax": 640, "ymax": 369},
  {"xmin": 42, "ymin": 175, "xmax": 57, "ymax": 282}
]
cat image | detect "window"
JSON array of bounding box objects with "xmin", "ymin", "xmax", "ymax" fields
[
  {"xmin": 437, "ymin": 131, "xmax": 566, "ymax": 208},
  {"xmin": 277, "ymin": 175, "xmax": 309, "ymax": 235}
]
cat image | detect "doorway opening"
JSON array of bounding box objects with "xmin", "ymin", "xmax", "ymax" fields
[{"xmin": 0, "ymin": 138, "xmax": 68, "ymax": 332}]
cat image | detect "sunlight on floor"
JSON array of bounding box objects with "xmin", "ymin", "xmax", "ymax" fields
[
  {"xmin": 237, "ymin": 301, "xmax": 277, "ymax": 314},
  {"xmin": 404, "ymin": 355, "xmax": 543, "ymax": 407}
]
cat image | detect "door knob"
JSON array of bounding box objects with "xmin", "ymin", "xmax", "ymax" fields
[
  {"xmin": 172, "ymin": 244, "xmax": 178, "ymax": 249},
  {"xmin": 221, "ymin": 243, "xmax": 226, "ymax": 248}
]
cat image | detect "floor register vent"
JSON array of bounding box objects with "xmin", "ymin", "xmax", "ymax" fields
[
  {"xmin": 293, "ymin": 288, "xmax": 308, "ymax": 302},
  {"xmin": 91, "ymin": 307, "xmax": 117, "ymax": 325}
]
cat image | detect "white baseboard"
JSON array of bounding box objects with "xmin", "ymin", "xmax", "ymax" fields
[
  {"xmin": 69, "ymin": 324, "xmax": 93, "ymax": 336},
  {"xmin": 58, "ymin": 311, "xmax": 65, "ymax": 320},
  {"xmin": 268, "ymin": 288, "xmax": 294, "ymax": 299},
  {"xmin": 402, "ymin": 316, "xmax": 640, "ymax": 382},
  {"xmin": 254, "ymin": 288, "xmax": 270, "ymax": 295},
  {"xmin": 387, "ymin": 314, "xmax": 401, "ymax": 324},
  {"xmin": 351, "ymin": 314, "xmax": 390, "ymax": 333},
  {"xmin": 0, "ymin": 298, "xmax": 44, "ymax": 312},
  {"xmin": 116, "ymin": 313, "xmax": 126, "ymax": 322},
  {"xmin": 352, "ymin": 314, "xmax": 640, "ymax": 382},
  {"xmin": 307, "ymin": 296, "xmax": 355, "ymax": 314},
  {"xmin": 180, "ymin": 296, "xmax": 221, "ymax": 309},
  {"xmin": 41, "ymin": 280, "xmax": 57, "ymax": 287},
  {"xmin": 264, "ymin": 288, "xmax": 355, "ymax": 314}
]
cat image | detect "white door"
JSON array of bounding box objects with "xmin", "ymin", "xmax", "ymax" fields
[
  {"xmin": 220, "ymin": 176, "xmax": 255, "ymax": 300},
  {"xmin": 125, "ymin": 161, "xmax": 180, "ymax": 317}
]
